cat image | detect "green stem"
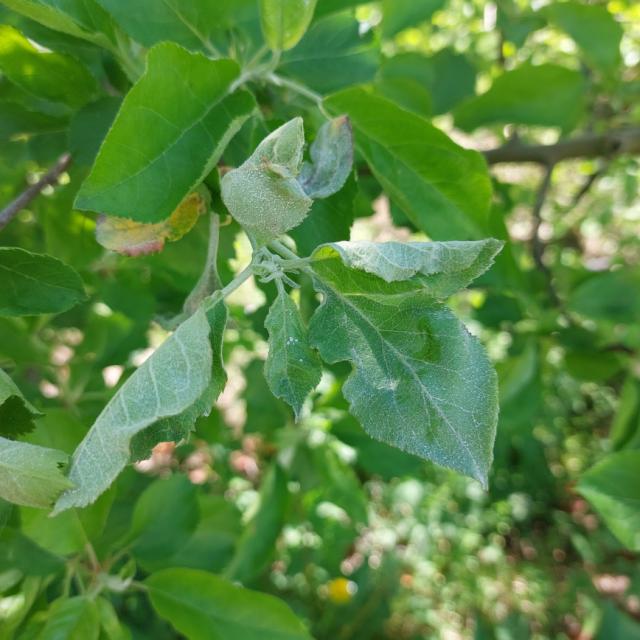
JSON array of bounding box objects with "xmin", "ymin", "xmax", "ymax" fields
[
  {"xmin": 265, "ymin": 73, "xmax": 323, "ymax": 105},
  {"xmin": 270, "ymin": 239, "xmax": 304, "ymax": 263},
  {"xmin": 183, "ymin": 212, "xmax": 222, "ymax": 315}
]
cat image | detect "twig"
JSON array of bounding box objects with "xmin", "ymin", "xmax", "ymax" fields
[
  {"xmin": 0, "ymin": 153, "xmax": 72, "ymax": 231},
  {"xmin": 531, "ymin": 165, "xmax": 560, "ymax": 305},
  {"xmin": 484, "ymin": 127, "xmax": 640, "ymax": 165},
  {"xmin": 571, "ymin": 162, "xmax": 609, "ymax": 208}
]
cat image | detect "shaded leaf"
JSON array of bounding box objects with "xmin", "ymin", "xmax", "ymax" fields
[
  {"xmin": 299, "ymin": 115, "xmax": 353, "ymax": 199},
  {"xmin": 308, "ymin": 248, "xmax": 499, "ymax": 486},
  {"xmin": 146, "ymin": 568, "xmax": 312, "ymax": 640},
  {"xmin": 39, "ymin": 596, "xmax": 100, "ymax": 640},
  {"xmin": 381, "ymin": 0, "xmax": 445, "ymax": 38},
  {"xmin": 324, "ymin": 86, "xmax": 492, "ymax": 240},
  {"xmin": 0, "ymin": 437, "xmax": 72, "ymax": 508},
  {"xmin": 221, "ymin": 118, "xmax": 312, "ymax": 244},
  {"xmin": 279, "ymin": 12, "xmax": 379, "ymax": 95},
  {"xmin": 543, "ymin": 2, "xmax": 622, "ymax": 72},
  {"xmin": 260, "ymin": 0, "xmax": 318, "ymax": 51},
  {"xmin": 54, "ymin": 300, "xmax": 228, "ymax": 513},
  {"xmin": 0, "ymin": 368, "xmax": 41, "ymax": 437},
  {"xmin": 225, "ymin": 464, "xmax": 289, "ymax": 583},
  {"xmin": 0, "ymin": 247, "xmax": 87, "ymax": 317},
  {"xmin": 265, "ymin": 281, "xmax": 322, "ymax": 418},
  {"xmin": 0, "ymin": 100, "xmax": 66, "ymax": 140},
  {"xmin": 0, "ymin": 25, "xmax": 96, "ymax": 108},
  {"xmin": 578, "ymin": 450, "xmax": 640, "ymax": 551},
  {"xmin": 75, "ymin": 43, "xmax": 256, "ymax": 223},
  {"xmin": 68, "ymin": 96, "xmax": 121, "ymax": 166},
  {"xmin": 454, "ymin": 63, "xmax": 586, "ymax": 132},
  {"xmin": 96, "ymin": 188, "xmax": 209, "ymax": 256}
]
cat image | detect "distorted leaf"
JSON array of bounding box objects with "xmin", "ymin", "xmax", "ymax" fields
[
  {"xmin": 298, "ymin": 116, "xmax": 353, "ymax": 199},
  {"xmin": 96, "ymin": 188, "xmax": 209, "ymax": 256},
  {"xmin": 54, "ymin": 300, "xmax": 228, "ymax": 513},
  {"xmin": 221, "ymin": 118, "xmax": 312, "ymax": 244}
]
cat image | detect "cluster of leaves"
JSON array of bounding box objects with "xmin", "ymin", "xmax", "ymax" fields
[{"xmin": 1, "ymin": 0, "xmax": 639, "ymax": 638}]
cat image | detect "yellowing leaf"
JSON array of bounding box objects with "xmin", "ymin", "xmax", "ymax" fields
[{"xmin": 95, "ymin": 189, "xmax": 209, "ymax": 256}]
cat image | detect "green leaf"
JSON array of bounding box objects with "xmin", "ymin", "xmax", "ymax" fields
[
  {"xmin": 39, "ymin": 596, "xmax": 100, "ymax": 640},
  {"xmin": 308, "ymin": 246, "xmax": 499, "ymax": 486},
  {"xmin": 265, "ymin": 282, "xmax": 322, "ymax": 418},
  {"xmin": 95, "ymin": 189, "xmax": 209, "ymax": 257},
  {"xmin": 0, "ymin": 0, "xmax": 116, "ymax": 48},
  {"xmin": 543, "ymin": 2, "xmax": 622, "ymax": 72},
  {"xmin": 129, "ymin": 475, "xmax": 199, "ymax": 572},
  {"xmin": 96, "ymin": 597, "xmax": 130, "ymax": 640},
  {"xmin": 313, "ymin": 239, "xmax": 503, "ymax": 294},
  {"xmin": 568, "ymin": 269, "xmax": 640, "ymax": 325},
  {"xmin": 324, "ymin": 86, "xmax": 492, "ymax": 240},
  {"xmin": 75, "ymin": 44, "xmax": 256, "ymax": 223},
  {"xmin": 146, "ymin": 568, "xmax": 312, "ymax": 640},
  {"xmin": 298, "ymin": 116, "xmax": 353, "ymax": 199},
  {"xmin": 260, "ymin": 0, "xmax": 318, "ymax": 51},
  {"xmin": 96, "ymin": 0, "xmax": 246, "ymax": 53},
  {"xmin": 0, "ymin": 25, "xmax": 96, "ymax": 108},
  {"xmin": 377, "ymin": 50, "xmax": 476, "ymax": 115},
  {"xmin": 381, "ymin": 0, "xmax": 445, "ymax": 38},
  {"xmin": 68, "ymin": 96, "xmax": 121, "ymax": 167},
  {"xmin": 0, "ymin": 368, "xmax": 41, "ymax": 437},
  {"xmin": 0, "ymin": 101, "xmax": 66, "ymax": 140},
  {"xmin": 279, "ymin": 12, "xmax": 379, "ymax": 95},
  {"xmin": 0, "ymin": 527, "xmax": 65, "ymax": 575},
  {"xmin": 226, "ymin": 464, "xmax": 289, "ymax": 583},
  {"xmin": 0, "ymin": 437, "xmax": 72, "ymax": 508},
  {"xmin": 577, "ymin": 450, "xmax": 640, "ymax": 551},
  {"xmin": 221, "ymin": 118, "xmax": 312, "ymax": 245},
  {"xmin": 0, "ymin": 247, "xmax": 87, "ymax": 317},
  {"xmin": 54, "ymin": 300, "xmax": 228, "ymax": 513},
  {"xmin": 454, "ymin": 63, "xmax": 586, "ymax": 132}
]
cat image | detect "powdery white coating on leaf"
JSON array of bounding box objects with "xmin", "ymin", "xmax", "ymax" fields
[
  {"xmin": 264, "ymin": 283, "xmax": 322, "ymax": 418},
  {"xmin": 298, "ymin": 116, "xmax": 353, "ymax": 199},
  {"xmin": 309, "ymin": 255, "xmax": 498, "ymax": 486},
  {"xmin": 221, "ymin": 118, "xmax": 312, "ymax": 245},
  {"xmin": 54, "ymin": 307, "xmax": 215, "ymax": 513},
  {"xmin": 313, "ymin": 239, "xmax": 503, "ymax": 297},
  {"xmin": 0, "ymin": 437, "xmax": 72, "ymax": 508}
]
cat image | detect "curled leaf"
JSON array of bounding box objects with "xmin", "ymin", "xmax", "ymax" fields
[
  {"xmin": 96, "ymin": 188, "xmax": 209, "ymax": 256},
  {"xmin": 221, "ymin": 118, "xmax": 312, "ymax": 245},
  {"xmin": 299, "ymin": 116, "xmax": 353, "ymax": 199}
]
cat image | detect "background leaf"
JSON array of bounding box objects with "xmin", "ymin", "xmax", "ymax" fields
[{"xmin": 0, "ymin": 247, "xmax": 86, "ymax": 317}]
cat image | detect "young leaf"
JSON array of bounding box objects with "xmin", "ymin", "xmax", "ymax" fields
[
  {"xmin": 0, "ymin": 368, "xmax": 42, "ymax": 437},
  {"xmin": 146, "ymin": 568, "xmax": 312, "ymax": 640},
  {"xmin": 577, "ymin": 450, "xmax": 640, "ymax": 551},
  {"xmin": 265, "ymin": 282, "xmax": 322, "ymax": 418},
  {"xmin": 454, "ymin": 63, "xmax": 587, "ymax": 132},
  {"xmin": 312, "ymin": 239, "xmax": 503, "ymax": 295},
  {"xmin": 308, "ymin": 249, "xmax": 499, "ymax": 487},
  {"xmin": 0, "ymin": 25, "xmax": 97, "ymax": 108},
  {"xmin": 0, "ymin": 437, "xmax": 73, "ymax": 508},
  {"xmin": 54, "ymin": 301, "xmax": 228, "ymax": 513},
  {"xmin": 96, "ymin": 188, "xmax": 209, "ymax": 256},
  {"xmin": 39, "ymin": 596, "xmax": 100, "ymax": 640},
  {"xmin": 0, "ymin": 247, "xmax": 87, "ymax": 317},
  {"xmin": 298, "ymin": 116, "xmax": 353, "ymax": 199},
  {"xmin": 260, "ymin": 0, "xmax": 318, "ymax": 51},
  {"xmin": 323, "ymin": 87, "xmax": 492, "ymax": 240},
  {"xmin": 75, "ymin": 43, "xmax": 256, "ymax": 223},
  {"xmin": 221, "ymin": 118, "xmax": 312, "ymax": 245}
]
